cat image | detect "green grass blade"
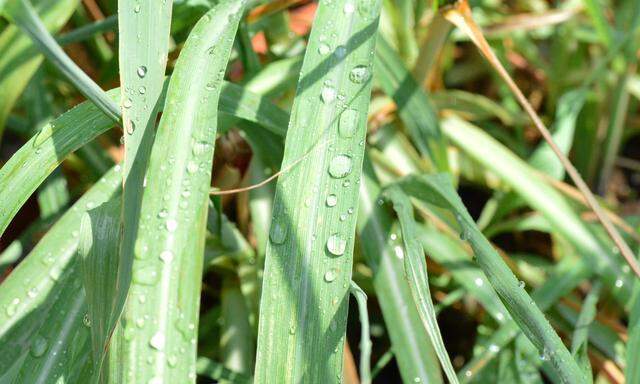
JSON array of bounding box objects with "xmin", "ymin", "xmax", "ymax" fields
[
  {"xmin": 349, "ymin": 281, "xmax": 372, "ymax": 384},
  {"xmin": 570, "ymin": 281, "xmax": 600, "ymax": 384},
  {"xmin": 396, "ymin": 173, "xmax": 585, "ymax": 383},
  {"xmin": 3, "ymin": 0, "xmax": 120, "ymax": 122},
  {"xmin": 109, "ymin": 3, "xmax": 246, "ymax": 381},
  {"xmin": 441, "ymin": 116, "xmax": 632, "ymax": 306},
  {"xmin": 0, "ymin": 166, "xmax": 122, "ymax": 380},
  {"xmin": 78, "ymin": 196, "xmax": 122, "ymax": 377},
  {"xmin": 0, "ymin": 0, "xmax": 76, "ymax": 137},
  {"xmin": 115, "ymin": 0, "xmax": 173, "ymax": 353},
  {"xmin": 384, "ymin": 185, "xmax": 459, "ymax": 383},
  {"xmin": 0, "ymin": 81, "xmax": 288, "ymax": 237},
  {"xmin": 626, "ymin": 283, "xmax": 640, "ymax": 382},
  {"xmin": 254, "ymin": 0, "xmax": 382, "ymax": 380},
  {"xmin": 196, "ymin": 357, "xmax": 252, "ymax": 383},
  {"xmin": 357, "ymin": 155, "xmax": 443, "ymax": 383},
  {"xmin": 374, "ymin": 36, "xmax": 449, "ymax": 171}
]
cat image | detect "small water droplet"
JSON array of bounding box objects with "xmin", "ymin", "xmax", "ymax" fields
[
  {"xmin": 30, "ymin": 336, "xmax": 48, "ymax": 357},
  {"xmin": 327, "ymin": 234, "xmax": 347, "ymax": 256},
  {"xmin": 139, "ymin": 86, "xmax": 146, "ymax": 94},
  {"xmin": 123, "ymin": 98, "xmax": 133, "ymax": 109},
  {"xmin": 339, "ymin": 109, "xmax": 358, "ymax": 138},
  {"xmin": 149, "ymin": 332, "xmax": 165, "ymax": 350},
  {"xmin": 326, "ymin": 194, "xmax": 338, "ymax": 207},
  {"xmin": 474, "ymin": 277, "xmax": 484, "ymax": 287},
  {"xmin": 318, "ymin": 43, "xmax": 331, "ymax": 55},
  {"xmin": 615, "ymin": 279, "xmax": 624, "ymax": 288},
  {"xmin": 133, "ymin": 267, "xmax": 159, "ymax": 286},
  {"xmin": 343, "ymin": 2, "xmax": 355, "ymax": 13},
  {"xmin": 349, "ymin": 65, "xmax": 369, "ymax": 84},
  {"xmin": 133, "ymin": 4, "xmax": 141, "ymax": 13},
  {"xmin": 83, "ymin": 313, "xmax": 92, "ymax": 327},
  {"xmin": 489, "ymin": 344, "xmax": 500, "ymax": 353},
  {"xmin": 270, "ymin": 221, "xmax": 287, "ymax": 244},
  {"xmin": 518, "ymin": 280, "xmax": 526, "ymax": 289},
  {"xmin": 158, "ymin": 209, "xmax": 168, "ymax": 218},
  {"xmin": 334, "ymin": 45, "xmax": 347, "ymax": 59},
  {"xmin": 328, "ymin": 154, "xmax": 353, "ymax": 178},
  {"xmin": 186, "ymin": 161, "xmax": 199, "ymax": 174},
  {"xmin": 321, "ymin": 86, "xmax": 337, "ymax": 104},
  {"xmin": 413, "ymin": 378, "xmax": 421, "ymax": 383},
  {"xmin": 324, "ymin": 269, "xmax": 338, "ymax": 282},
  {"xmin": 393, "ymin": 245, "xmax": 404, "ymax": 259},
  {"xmin": 137, "ymin": 65, "xmax": 147, "ymax": 78},
  {"xmin": 27, "ymin": 287, "xmax": 38, "ymax": 298},
  {"xmin": 166, "ymin": 219, "xmax": 178, "ymax": 232},
  {"xmin": 160, "ymin": 250, "xmax": 174, "ymax": 263}
]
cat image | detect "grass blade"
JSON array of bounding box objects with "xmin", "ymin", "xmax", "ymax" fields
[
  {"xmin": 349, "ymin": 281, "xmax": 371, "ymax": 384},
  {"xmin": 254, "ymin": 0, "xmax": 382, "ymax": 380},
  {"xmin": 0, "ymin": 0, "xmax": 77, "ymax": 137},
  {"xmin": 109, "ymin": 2, "xmax": 247, "ymax": 381},
  {"xmin": 357, "ymin": 155, "xmax": 443, "ymax": 383},
  {"xmin": 396, "ymin": 173, "xmax": 585, "ymax": 383},
  {"xmin": 3, "ymin": 0, "xmax": 120, "ymax": 122},
  {"xmin": 384, "ymin": 185, "xmax": 459, "ymax": 383},
  {"xmin": 570, "ymin": 281, "xmax": 601, "ymax": 384}
]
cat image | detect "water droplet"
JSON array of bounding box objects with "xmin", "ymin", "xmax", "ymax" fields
[
  {"xmin": 343, "ymin": 2, "xmax": 355, "ymax": 13},
  {"xmin": 192, "ymin": 141, "xmax": 211, "ymax": 156},
  {"xmin": 615, "ymin": 279, "xmax": 624, "ymax": 288},
  {"xmin": 321, "ymin": 86, "xmax": 337, "ymax": 104},
  {"xmin": 139, "ymin": 86, "xmax": 146, "ymax": 94},
  {"xmin": 474, "ymin": 277, "xmax": 484, "ymax": 287},
  {"xmin": 496, "ymin": 312, "xmax": 505, "ymax": 321},
  {"xmin": 30, "ymin": 336, "xmax": 48, "ymax": 357},
  {"xmin": 489, "ymin": 344, "xmax": 500, "ymax": 353},
  {"xmin": 464, "ymin": 370, "xmax": 472, "ymax": 378},
  {"xmin": 518, "ymin": 280, "xmax": 526, "ymax": 289},
  {"xmin": 133, "ymin": 4, "xmax": 141, "ymax": 13},
  {"xmin": 269, "ymin": 221, "xmax": 287, "ymax": 244},
  {"xmin": 318, "ymin": 43, "xmax": 331, "ymax": 55},
  {"xmin": 166, "ymin": 219, "xmax": 178, "ymax": 232},
  {"xmin": 390, "ymin": 233, "xmax": 398, "ymax": 241},
  {"xmin": 133, "ymin": 267, "xmax": 159, "ymax": 286},
  {"xmin": 137, "ymin": 65, "xmax": 147, "ymax": 78},
  {"xmin": 393, "ymin": 246, "xmax": 404, "ymax": 259},
  {"xmin": 327, "ymin": 234, "xmax": 347, "ymax": 256},
  {"xmin": 150, "ymin": 332, "xmax": 165, "ymax": 350},
  {"xmin": 339, "ymin": 214, "xmax": 347, "ymax": 221},
  {"xmin": 186, "ymin": 161, "xmax": 199, "ymax": 174},
  {"xmin": 135, "ymin": 239, "xmax": 149, "ymax": 259},
  {"xmin": 349, "ymin": 65, "xmax": 369, "ymax": 84},
  {"xmin": 339, "ymin": 109, "xmax": 358, "ymax": 138},
  {"xmin": 289, "ymin": 325, "xmax": 296, "ymax": 335},
  {"xmin": 160, "ymin": 250, "xmax": 174, "ymax": 263},
  {"xmin": 328, "ymin": 154, "xmax": 353, "ymax": 178},
  {"xmin": 205, "ymin": 82, "xmax": 216, "ymax": 91},
  {"xmin": 158, "ymin": 209, "xmax": 168, "ymax": 218},
  {"xmin": 167, "ymin": 354, "xmax": 178, "ymax": 367},
  {"xmin": 326, "ymin": 194, "xmax": 338, "ymax": 207},
  {"xmin": 459, "ymin": 228, "xmax": 468, "ymax": 241},
  {"xmin": 123, "ymin": 98, "xmax": 133, "ymax": 109},
  {"xmin": 413, "ymin": 378, "xmax": 421, "ymax": 383},
  {"xmin": 324, "ymin": 269, "xmax": 338, "ymax": 282},
  {"xmin": 334, "ymin": 45, "xmax": 347, "ymax": 59}
]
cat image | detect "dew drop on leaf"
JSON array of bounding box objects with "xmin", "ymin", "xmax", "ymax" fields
[
  {"xmin": 326, "ymin": 234, "xmax": 347, "ymax": 256},
  {"xmin": 30, "ymin": 336, "xmax": 48, "ymax": 357},
  {"xmin": 328, "ymin": 154, "xmax": 352, "ymax": 178},
  {"xmin": 137, "ymin": 65, "xmax": 147, "ymax": 78}
]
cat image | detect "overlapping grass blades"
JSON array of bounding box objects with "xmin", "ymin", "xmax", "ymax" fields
[
  {"xmin": 107, "ymin": 2, "xmax": 247, "ymax": 381},
  {"xmin": 255, "ymin": 0, "xmax": 382, "ymax": 381},
  {"xmin": 396, "ymin": 173, "xmax": 585, "ymax": 383}
]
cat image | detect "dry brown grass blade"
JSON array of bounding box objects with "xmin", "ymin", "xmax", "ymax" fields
[{"xmin": 442, "ymin": 0, "xmax": 640, "ymax": 279}]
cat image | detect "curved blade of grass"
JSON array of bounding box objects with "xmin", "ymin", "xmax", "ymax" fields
[
  {"xmin": 374, "ymin": 36, "xmax": 448, "ymax": 171},
  {"xmin": 396, "ymin": 173, "xmax": 585, "ymax": 383},
  {"xmin": 626, "ymin": 283, "xmax": 640, "ymax": 382},
  {"xmin": 0, "ymin": 81, "xmax": 289, "ymax": 236},
  {"xmin": 78, "ymin": 196, "xmax": 122, "ymax": 377},
  {"xmin": 0, "ymin": 166, "xmax": 122, "ymax": 380},
  {"xmin": 442, "ymin": 116, "xmax": 633, "ymax": 306},
  {"xmin": 254, "ymin": 0, "xmax": 382, "ymax": 381},
  {"xmin": 220, "ymin": 277, "xmax": 256, "ymax": 375},
  {"xmin": 384, "ymin": 185, "xmax": 459, "ymax": 383},
  {"xmin": 358, "ymin": 155, "xmax": 443, "ymax": 384},
  {"xmin": 570, "ymin": 281, "xmax": 601, "ymax": 384},
  {"xmin": 3, "ymin": 0, "xmax": 120, "ymax": 122},
  {"xmin": 108, "ymin": 3, "xmax": 247, "ymax": 382},
  {"xmin": 349, "ymin": 281, "xmax": 372, "ymax": 384},
  {"xmin": 0, "ymin": 0, "xmax": 77, "ymax": 138}
]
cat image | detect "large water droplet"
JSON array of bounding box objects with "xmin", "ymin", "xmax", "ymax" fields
[
  {"xmin": 30, "ymin": 336, "xmax": 48, "ymax": 357},
  {"xmin": 349, "ymin": 65, "xmax": 369, "ymax": 84},
  {"xmin": 326, "ymin": 234, "xmax": 347, "ymax": 256},
  {"xmin": 328, "ymin": 155, "xmax": 353, "ymax": 178},
  {"xmin": 339, "ymin": 109, "xmax": 358, "ymax": 138},
  {"xmin": 137, "ymin": 65, "xmax": 147, "ymax": 78},
  {"xmin": 326, "ymin": 194, "xmax": 338, "ymax": 207},
  {"xmin": 334, "ymin": 45, "xmax": 347, "ymax": 59},
  {"xmin": 321, "ymin": 86, "xmax": 337, "ymax": 104},
  {"xmin": 269, "ymin": 221, "xmax": 287, "ymax": 244}
]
